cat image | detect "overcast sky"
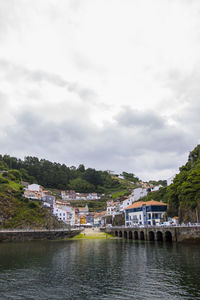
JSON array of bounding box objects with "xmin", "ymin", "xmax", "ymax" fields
[{"xmin": 0, "ymin": 0, "xmax": 200, "ymax": 180}]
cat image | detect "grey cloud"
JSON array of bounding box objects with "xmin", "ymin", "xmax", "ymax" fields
[
  {"xmin": 0, "ymin": 104, "xmax": 192, "ymax": 180},
  {"xmin": 115, "ymin": 107, "xmax": 165, "ymax": 129},
  {"xmin": 0, "ymin": 59, "xmax": 97, "ymax": 101},
  {"xmin": 165, "ymin": 67, "xmax": 200, "ymax": 130},
  {"xmin": 67, "ymin": 82, "xmax": 97, "ymax": 101}
]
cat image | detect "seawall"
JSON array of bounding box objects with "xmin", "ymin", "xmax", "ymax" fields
[
  {"xmin": 0, "ymin": 229, "xmax": 81, "ymax": 242},
  {"xmin": 102, "ymin": 226, "xmax": 200, "ymax": 243}
]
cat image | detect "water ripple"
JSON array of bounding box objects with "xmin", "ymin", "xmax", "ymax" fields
[{"xmin": 0, "ymin": 240, "xmax": 200, "ymax": 299}]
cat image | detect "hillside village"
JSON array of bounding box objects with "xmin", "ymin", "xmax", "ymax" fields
[
  {"xmin": 2, "ymin": 145, "xmax": 200, "ymax": 229},
  {"xmin": 23, "ymin": 180, "xmax": 167, "ymax": 228}
]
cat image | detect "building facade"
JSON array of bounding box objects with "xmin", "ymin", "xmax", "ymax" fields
[
  {"xmin": 24, "ymin": 184, "xmax": 43, "ymax": 200},
  {"xmin": 106, "ymin": 201, "xmax": 120, "ymax": 216},
  {"xmin": 120, "ymin": 198, "xmax": 134, "ymax": 212},
  {"xmin": 125, "ymin": 200, "xmax": 167, "ymax": 227}
]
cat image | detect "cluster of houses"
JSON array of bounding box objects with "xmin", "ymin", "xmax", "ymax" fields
[
  {"xmin": 23, "ymin": 183, "xmax": 173, "ymax": 227},
  {"xmin": 61, "ymin": 190, "xmax": 101, "ymax": 201},
  {"xmin": 23, "ymin": 184, "xmax": 106, "ymax": 226},
  {"xmin": 105, "ymin": 186, "xmax": 172, "ymax": 226},
  {"xmin": 106, "ymin": 198, "xmax": 168, "ymax": 226}
]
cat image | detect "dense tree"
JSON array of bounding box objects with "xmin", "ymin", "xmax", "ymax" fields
[
  {"xmin": 0, "ymin": 154, "xmax": 121, "ymax": 192},
  {"xmin": 77, "ymin": 164, "xmax": 85, "ymax": 173},
  {"xmin": 82, "ymin": 168, "xmax": 102, "ymax": 187},
  {"xmin": 141, "ymin": 144, "xmax": 200, "ymax": 222},
  {"xmin": 68, "ymin": 178, "xmax": 95, "ymax": 192},
  {"xmin": 121, "ymin": 172, "xmax": 139, "ymax": 183}
]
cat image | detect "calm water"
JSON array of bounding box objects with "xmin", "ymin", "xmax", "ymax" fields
[{"xmin": 0, "ymin": 239, "xmax": 200, "ymax": 299}]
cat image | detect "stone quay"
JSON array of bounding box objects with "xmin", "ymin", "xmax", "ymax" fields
[{"xmin": 102, "ymin": 226, "xmax": 200, "ymax": 243}]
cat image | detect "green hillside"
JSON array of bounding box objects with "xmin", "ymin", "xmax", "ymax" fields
[
  {"xmin": 142, "ymin": 145, "xmax": 200, "ymax": 223},
  {"xmin": 0, "ymin": 172, "xmax": 64, "ymax": 229},
  {"xmin": 0, "ymin": 155, "xmax": 140, "ymax": 194}
]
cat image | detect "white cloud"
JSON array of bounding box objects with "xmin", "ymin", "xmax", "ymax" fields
[{"xmin": 0, "ymin": 0, "xmax": 200, "ymax": 180}]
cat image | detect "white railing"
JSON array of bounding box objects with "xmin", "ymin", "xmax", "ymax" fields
[{"xmin": 101, "ymin": 224, "xmax": 200, "ymax": 229}]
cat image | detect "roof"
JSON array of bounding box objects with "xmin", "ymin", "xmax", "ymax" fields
[
  {"xmin": 107, "ymin": 202, "xmax": 120, "ymax": 206},
  {"xmin": 125, "ymin": 200, "xmax": 167, "ymax": 210},
  {"xmin": 94, "ymin": 211, "xmax": 106, "ymax": 218},
  {"xmin": 77, "ymin": 207, "xmax": 88, "ymax": 210}
]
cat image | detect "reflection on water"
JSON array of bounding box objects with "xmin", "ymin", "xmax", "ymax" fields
[{"xmin": 0, "ymin": 240, "xmax": 200, "ymax": 299}]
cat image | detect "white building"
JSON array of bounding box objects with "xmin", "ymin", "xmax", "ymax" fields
[
  {"xmin": 76, "ymin": 193, "xmax": 87, "ymax": 200},
  {"xmin": 24, "ymin": 184, "xmax": 43, "ymax": 200},
  {"xmin": 61, "ymin": 190, "xmax": 76, "ymax": 201},
  {"xmin": 87, "ymin": 193, "xmax": 100, "ymax": 200},
  {"xmin": 53, "ymin": 206, "xmax": 68, "ymax": 223},
  {"xmin": 43, "ymin": 202, "xmax": 51, "ymax": 208},
  {"xmin": 133, "ymin": 188, "xmax": 148, "ymax": 201},
  {"xmin": 106, "ymin": 201, "xmax": 120, "ymax": 216},
  {"xmin": 125, "ymin": 200, "xmax": 167, "ymax": 227},
  {"xmin": 120, "ymin": 198, "xmax": 134, "ymax": 212},
  {"xmin": 93, "ymin": 211, "xmax": 106, "ymax": 227},
  {"xmin": 41, "ymin": 195, "xmax": 55, "ymax": 206},
  {"xmin": 61, "ymin": 190, "xmax": 100, "ymax": 201},
  {"xmin": 53, "ymin": 204, "xmax": 75, "ymax": 225},
  {"xmin": 27, "ymin": 184, "xmax": 41, "ymax": 192}
]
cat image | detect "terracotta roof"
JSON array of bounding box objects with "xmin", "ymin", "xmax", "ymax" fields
[
  {"xmin": 125, "ymin": 200, "xmax": 167, "ymax": 210},
  {"xmin": 77, "ymin": 207, "xmax": 88, "ymax": 210},
  {"xmin": 94, "ymin": 211, "xmax": 106, "ymax": 218}
]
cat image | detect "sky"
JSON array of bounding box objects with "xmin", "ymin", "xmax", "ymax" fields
[{"xmin": 0, "ymin": 0, "xmax": 200, "ymax": 180}]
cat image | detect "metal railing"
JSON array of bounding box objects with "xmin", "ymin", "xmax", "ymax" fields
[{"xmin": 101, "ymin": 224, "xmax": 200, "ymax": 229}]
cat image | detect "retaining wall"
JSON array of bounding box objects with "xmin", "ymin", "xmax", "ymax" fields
[{"xmin": 0, "ymin": 229, "xmax": 81, "ymax": 242}]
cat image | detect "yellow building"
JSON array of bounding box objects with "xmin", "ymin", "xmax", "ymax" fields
[{"xmin": 80, "ymin": 215, "xmax": 86, "ymax": 225}]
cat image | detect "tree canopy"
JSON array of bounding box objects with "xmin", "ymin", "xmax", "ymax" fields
[{"xmin": 0, "ymin": 154, "xmax": 123, "ymax": 193}]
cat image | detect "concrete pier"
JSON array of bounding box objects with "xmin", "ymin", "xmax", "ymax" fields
[
  {"xmin": 102, "ymin": 226, "xmax": 200, "ymax": 243},
  {"xmin": 0, "ymin": 228, "xmax": 81, "ymax": 242}
]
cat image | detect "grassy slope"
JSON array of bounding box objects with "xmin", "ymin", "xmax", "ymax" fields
[
  {"xmin": 0, "ymin": 174, "xmax": 63, "ymax": 229},
  {"xmin": 72, "ymin": 232, "xmax": 113, "ymax": 240}
]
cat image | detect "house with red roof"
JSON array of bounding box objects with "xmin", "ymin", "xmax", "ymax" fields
[{"xmin": 125, "ymin": 200, "xmax": 167, "ymax": 227}]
